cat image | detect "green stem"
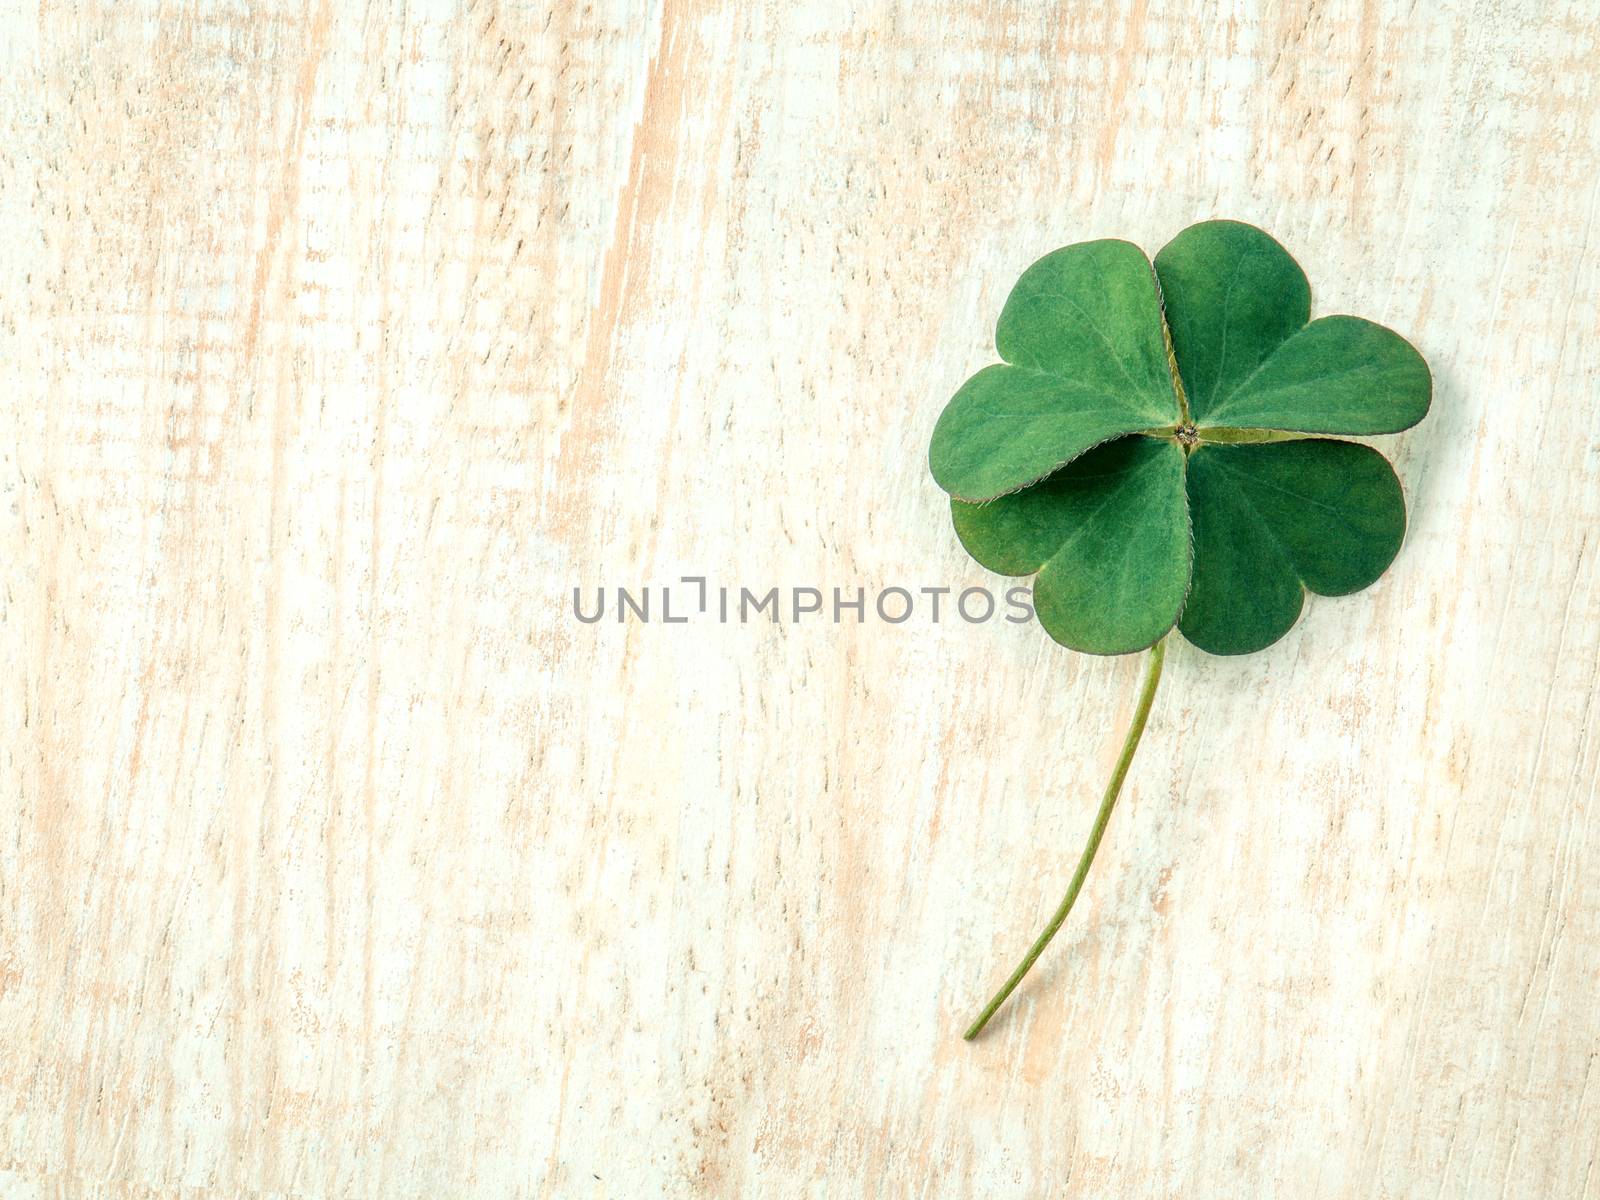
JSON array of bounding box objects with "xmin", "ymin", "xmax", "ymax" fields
[{"xmin": 963, "ymin": 636, "xmax": 1167, "ymax": 1041}]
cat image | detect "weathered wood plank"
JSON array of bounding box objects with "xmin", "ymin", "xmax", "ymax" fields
[{"xmin": 2, "ymin": 1, "xmax": 1597, "ymax": 1195}]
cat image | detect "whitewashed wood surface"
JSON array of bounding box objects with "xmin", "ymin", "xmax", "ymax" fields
[{"xmin": 3, "ymin": 2, "xmax": 1598, "ymax": 1196}]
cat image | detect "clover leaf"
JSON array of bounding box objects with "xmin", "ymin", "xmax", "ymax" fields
[{"xmin": 933, "ymin": 220, "xmax": 1430, "ymax": 1039}]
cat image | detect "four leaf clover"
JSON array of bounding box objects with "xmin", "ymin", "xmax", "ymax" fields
[
  {"xmin": 933, "ymin": 221, "xmax": 1431, "ymax": 1040},
  {"xmin": 930, "ymin": 220, "xmax": 1430, "ymax": 656}
]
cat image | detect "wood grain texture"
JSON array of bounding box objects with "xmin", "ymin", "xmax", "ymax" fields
[{"xmin": 3, "ymin": 1, "xmax": 1598, "ymax": 1196}]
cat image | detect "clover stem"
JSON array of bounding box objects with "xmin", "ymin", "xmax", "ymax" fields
[{"xmin": 963, "ymin": 636, "xmax": 1167, "ymax": 1041}]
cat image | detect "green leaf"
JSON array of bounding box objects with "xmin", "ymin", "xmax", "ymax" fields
[
  {"xmin": 1153, "ymin": 220, "xmax": 1311, "ymax": 420},
  {"xmin": 929, "ymin": 240, "xmax": 1180, "ymax": 502},
  {"xmin": 930, "ymin": 219, "xmax": 1427, "ymax": 659},
  {"xmin": 1178, "ymin": 440, "xmax": 1407, "ymax": 655},
  {"xmin": 1154, "ymin": 220, "xmax": 1430, "ymax": 435},
  {"xmin": 951, "ymin": 438, "xmax": 1190, "ymax": 655},
  {"xmin": 932, "ymin": 222, "xmax": 1434, "ymax": 1039},
  {"xmin": 1197, "ymin": 315, "xmax": 1432, "ymax": 434}
]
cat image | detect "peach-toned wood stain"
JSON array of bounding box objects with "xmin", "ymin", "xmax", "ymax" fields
[{"xmin": 3, "ymin": 3, "xmax": 1598, "ymax": 1196}]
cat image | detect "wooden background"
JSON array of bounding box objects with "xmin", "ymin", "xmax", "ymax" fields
[{"xmin": 3, "ymin": 1, "xmax": 1598, "ymax": 1196}]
